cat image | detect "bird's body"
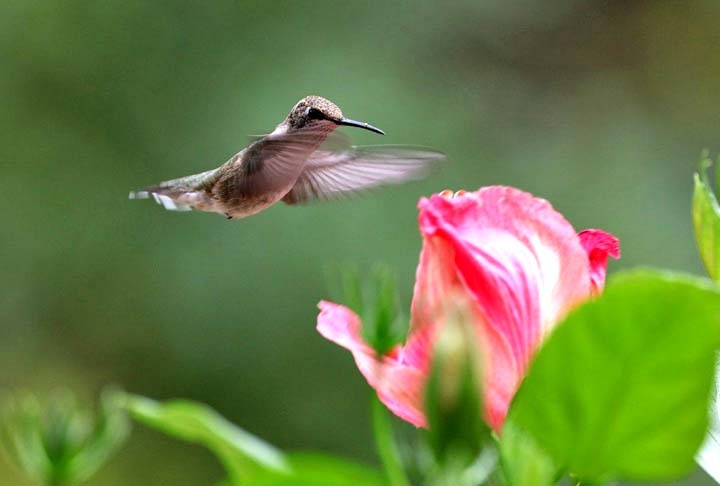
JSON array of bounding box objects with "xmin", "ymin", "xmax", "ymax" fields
[{"xmin": 129, "ymin": 96, "xmax": 444, "ymax": 219}]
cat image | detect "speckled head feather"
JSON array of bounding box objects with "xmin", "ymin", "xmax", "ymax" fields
[{"xmin": 286, "ymin": 95, "xmax": 343, "ymax": 129}]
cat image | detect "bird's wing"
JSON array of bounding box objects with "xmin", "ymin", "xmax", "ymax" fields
[
  {"xmin": 281, "ymin": 144, "xmax": 445, "ymax": 205},
  {"xmin": 218, "ymin": 129, "xmax": 331, "ymax": 198}
]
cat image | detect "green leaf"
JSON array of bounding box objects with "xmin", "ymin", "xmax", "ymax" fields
[
  {"xmin": 498, "ymin": 421, "xmax": 557, "ymax": 486},
  {"xmin": 508, "ymin": 270, "xmax": 720, "ymax": 483},
  {"xmin": 693, "ymin": 154, "xmax": 720, "ymax": 281},
  {"xmin": 124, "ymin": 395, "xmax": 289, "ymax": 482},
  {"xmin": 125, "ymin": 395, "xmax": 385, "ymax": 486}
]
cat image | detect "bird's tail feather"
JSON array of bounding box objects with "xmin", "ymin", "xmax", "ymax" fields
[
  {"xmin": 128, "ymin": 188, "xmax": 192, "ymax": 212},
  {"xmin": 128, "ymin": 190, "xmax": 150, "ymax": 199},
  {"xmin": 128, "ymin": 168, "xmax": 219, "ymax": 212}
]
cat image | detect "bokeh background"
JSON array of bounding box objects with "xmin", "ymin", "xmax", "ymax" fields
[{"xmin": 2, "ymin": 1, "xmax": 719, "ymax": 484}]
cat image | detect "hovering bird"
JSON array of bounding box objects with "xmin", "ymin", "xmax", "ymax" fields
[{"xmin": 129, "ymin": 95, "xmax": 445, "ymax": 219}]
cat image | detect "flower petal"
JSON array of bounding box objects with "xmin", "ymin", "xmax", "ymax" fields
[
  {"xmin": 415, "ymin": 186, "xmax": 597, "ymax": 429},
  {"xmin": 578, "ymin": 229, "xmax": 621, "ymax": 294},
  {"xmin": 316, "ymin": 186, "xmax": 620, "ymax": 434},
  {"xmin": 405, "ymin": 236, "xmax": 461, "ymax": 369},
  {"xmin": 316, "ymin": 301, "xmax": 427, "ymax": 427},
  {"xmin": 406, "ymin": 230, "xmax": 519, "ymax": 431}
]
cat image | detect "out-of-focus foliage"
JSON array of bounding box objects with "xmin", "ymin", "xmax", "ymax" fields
[
  {"xmin": 125, "ymin": 395, "xmax": 383, "ymax": 486},
  {"xmin": 2, "ymin": 0, "xmax": 719, "ymax": 484},
  {"xmin": 326, "ymin": 264, "xmax": 407, "ymax": 356},
  {"xmin": 124, "ymin": 394, "xmax": 289, "ymax": 483},
  {"xmin": 0, "ymin": 389, "xmax": 128, "ymax": 485}
]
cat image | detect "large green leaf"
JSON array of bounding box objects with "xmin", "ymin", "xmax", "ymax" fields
[
  {"xmin": 508, "ymin": 270, "xmax": 720, "ymax": 482},
  {"xmin": 124, "ymin": 395, "xmax": 289, "ymax": 482},
  {"xmin": 693, "ymin": 156, "xmax": 720, "ymax": 282}
]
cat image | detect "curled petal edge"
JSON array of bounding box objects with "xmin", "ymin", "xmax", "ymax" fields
[
  {"xmin": 578, "ymin": 229, "xmax": 621, "ymax": 294},
  {"xmin": 316, "ymin": 300, "xmax": 427, "ymax": 427}
]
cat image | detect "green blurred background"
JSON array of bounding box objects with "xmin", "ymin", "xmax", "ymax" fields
[{"xmin": 2, "ymin": 1, "xmax": 719, "ymax": 484}]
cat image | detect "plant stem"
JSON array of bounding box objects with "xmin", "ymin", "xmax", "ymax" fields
[{"xmin": 371, "ymin": 395, "xmax": 409, "ymax": 486}]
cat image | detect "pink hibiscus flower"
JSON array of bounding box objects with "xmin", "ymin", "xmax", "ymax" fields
[{"xmin": 317, "ymin": 186, "xmax": 620, "ymax": 432}]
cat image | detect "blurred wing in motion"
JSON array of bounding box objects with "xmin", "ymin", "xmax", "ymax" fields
[
  {"xmin": 219, "ymin": 128, "xmax": 332, "ymax": 199},
  {"xmin": 282, "ymin": 141, "xmax": 445, "ymax": 205}
]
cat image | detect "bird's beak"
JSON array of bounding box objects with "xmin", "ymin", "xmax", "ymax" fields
[{"xmin": 336, "ymin": 117, "xmax": 385, "ymax": 135}]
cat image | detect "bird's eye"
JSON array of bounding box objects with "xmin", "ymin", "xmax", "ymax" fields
[{"xmin": 307, "ymin": 107, "xmax": 325, "ymax": 120}]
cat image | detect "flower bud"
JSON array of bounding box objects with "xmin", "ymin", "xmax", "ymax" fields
[
  {"xmin": 424, "ymin": 299, "xmax": 490, "ymax": 466},
  {"xmin": 693, "ymin": 154, "xmax": 720, "ymax": 282}
]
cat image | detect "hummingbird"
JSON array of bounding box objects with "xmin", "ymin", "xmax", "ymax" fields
[{"xmin": 129, "ymin": 95, "xmax": 445, "ymax": 219}]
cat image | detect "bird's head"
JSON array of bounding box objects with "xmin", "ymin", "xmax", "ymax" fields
[{"xmin": 285, "ymin": 96, "xmax": 384, "ymax": 135}]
